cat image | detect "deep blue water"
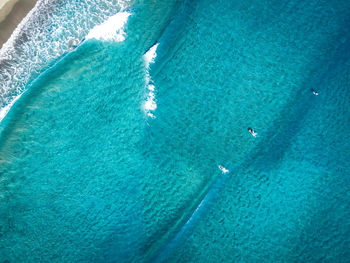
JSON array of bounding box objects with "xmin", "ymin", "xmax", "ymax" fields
[{"xmin": 1, "ymin": 0, "xmax": 350, "ymax": 262}]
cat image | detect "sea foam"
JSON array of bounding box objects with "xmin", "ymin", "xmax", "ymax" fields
[
  {"xmin": 86, "ymin": 12, "xmax": 131, "ymax": 42},
  {"xmin": 0, "ymin": 0, "xmax": 132, "ymax": 123},
  {"xmin": 143, "ymin": 43, "xmax": 159, "ymax": 118},
  {"xmin": 0, "ymin": 94, "xmax": 21, "ymax": 123}
]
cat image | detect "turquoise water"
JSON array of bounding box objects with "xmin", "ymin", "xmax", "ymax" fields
[{"xmin": 1, "ymin": 0, "xmax": 350, "ymax": 262}]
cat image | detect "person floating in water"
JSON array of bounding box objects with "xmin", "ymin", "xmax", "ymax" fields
[
  {"xmin": 248, "ymin": 127, "xmax": 257, "ymax": 137},
  {"xmin": 218, "ymin": 165, "xmax": 229, "ymax": 174},
  {"xmin": 311, "ymin": 89, "xmax": 319, "ymax": 96}
]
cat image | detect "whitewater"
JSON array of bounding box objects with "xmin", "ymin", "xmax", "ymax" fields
[{"xmin": 0, "ymin": 0, "xmax": 132, "ymax": 121}]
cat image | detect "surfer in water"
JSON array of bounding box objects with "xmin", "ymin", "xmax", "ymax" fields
[
  {"xmin": 311, "ymin": 89, "xmax": 319, "ymax": 96},
  {"xmin": 248, "ymin": 127, "xmax": 257, "ymax": 137},
  {"xmin": 218, "ymin": 165, "xmax": 229, "ymax": 174}
]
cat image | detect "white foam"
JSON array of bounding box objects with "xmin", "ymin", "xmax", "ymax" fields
[
  {"xmin": 144, "ymin": 43, "xmax": 159, "ymax": 69},
  {"xmin": 0, "ymin": 93, "xmax": 22, "ymax": 122},
  {"xmin": 144, "ymin": 84, "xmax": 157, "ymax": 111},
  {"xmin": 117, "ymin": 0, "xmax": 130, "ymax": 10},
  {"xmin": 142, "ymin": 43, "xmax": 159, "ymax": 118},
  {"xmin": 86, "ymin": 12, "xmax": 131, "ymax": 42},
  {"xmin": 0, "ymin": 0, "xmax": 132, "ymax": 123}
]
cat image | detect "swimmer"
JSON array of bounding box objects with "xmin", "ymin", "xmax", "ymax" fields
[
  {"xmin": 218, "ymin": 165, "xmax": 229, "ymax": 174},
  {"xmin": 311, "ymin": 89, "xmax": 319, "ymax": 96},
  {"xmin": 248, "ymin": 127, "xmax": 257, "ymax": 137}
]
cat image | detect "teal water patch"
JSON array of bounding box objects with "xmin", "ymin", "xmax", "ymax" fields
[
  {"xmin": 1, "ymin": 0, "xmax": 350, "ymax": 262},
  {"xmin": 148, "ymin": 0, "xmax": 350, "ymax": 262}
]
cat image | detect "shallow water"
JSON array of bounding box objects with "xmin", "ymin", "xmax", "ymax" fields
[{"xmin": 1, "ymin": 0, "xmax": 350, "ymax": 262}]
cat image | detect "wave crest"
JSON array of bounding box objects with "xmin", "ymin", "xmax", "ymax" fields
[{"xmin": 0, "ymin": 0, "xmax": 132, "ymax": 122}]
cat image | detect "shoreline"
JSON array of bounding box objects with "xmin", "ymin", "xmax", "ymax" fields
[{"xmin": 0, "ymin": 0, "xmax": 37, "ymax": 49}]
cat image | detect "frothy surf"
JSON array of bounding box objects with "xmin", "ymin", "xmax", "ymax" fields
[
  {"xmin": 0, "ymin": 94, "xmax": 21, "ymax": 122},
  {"xmin": 85, "ymin": 12, "xmax": 131, "ymax": 42},
  {"xmin": 0, "ymin": 0, "xmax": 132, "ymax": 123},
  {"xmin": 143, "ymin": 43, "xmax": 159, "ymax": 119}
]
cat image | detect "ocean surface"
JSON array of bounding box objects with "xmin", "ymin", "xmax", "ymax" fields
[{"xmin": 1, "ymin": 0, "xmax": 350, "ymax": 262}]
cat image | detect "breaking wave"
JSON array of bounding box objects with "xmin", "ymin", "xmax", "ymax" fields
[{"xmin": 0, "ymin": 0, "xmax": 132, "ymax": 122}]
